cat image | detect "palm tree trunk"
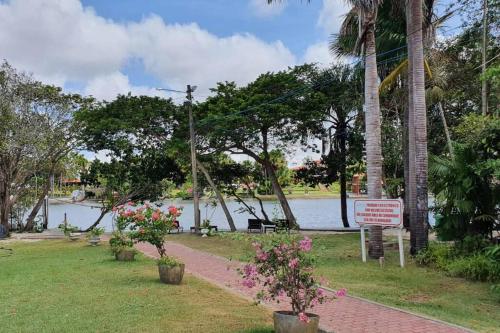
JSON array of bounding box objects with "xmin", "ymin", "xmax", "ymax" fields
[
  {"xmin": 197, "ymin": 161, "xmax": 236, "ymax": 231},
  {"xmin": 409, "ymin": 0, "xmax": 429, "ymax": 254},
  {"xmin": 364, "ymin": 15, "xmax": 384, "ymax": 259},
  {"xmin": 438, "ymin": 102, "xmax": 454, "ymax": 158},
  {"xmin": 481, "ymin": 0, "xmax": 489, "ymax": 116},
  {"xmin": 339, "ymin": 124, "xmax": 350, "ymax": 228},
  {"xmin": 406, "ymin": 2, "xmax": 417, "ymax": 250}
]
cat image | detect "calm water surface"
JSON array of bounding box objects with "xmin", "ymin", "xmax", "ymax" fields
[{"xmin": 48, "ymin": 197, "xmax": 436, "ymax": 231}]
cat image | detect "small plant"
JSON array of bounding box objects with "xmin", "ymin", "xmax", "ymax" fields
[
  {"xmin": 239, "ymin": 235, "xmax": 345, "ymax": 323},
  {"xmin": 157, "ymin": 256, "xmax": 181, "ymax": 268},
  {"xmin": 86, "ymin": 227, "xmax": 105, "ymax": 239},
  {"xmin": 109, "ymin": 231, "xmax": 134, "ymax": 254},
  {"xmin": 58, "ymin": 223, "xmax": 78, "ymax": 237}
]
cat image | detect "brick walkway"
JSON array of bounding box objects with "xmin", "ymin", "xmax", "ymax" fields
[{"xmin": 135, "ymin": 241, "xmax": 473, "ymax": 333}]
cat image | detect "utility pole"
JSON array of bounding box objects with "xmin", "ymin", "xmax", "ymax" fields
[
  {"xmin": 186, "ymin": 85, "xmax": 201, "ymax": 231},
  {"xmin": 156, "ymin": 85, "xmax": 200, "ymax": 231}
]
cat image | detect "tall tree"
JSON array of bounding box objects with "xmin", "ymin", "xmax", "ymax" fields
[
  {"xmin": 331, "ymin": 0, "xmax": 385, "ymax": 258},
  {"xmin": 408, "ymin": 0, "xmax": 429, "ymax": 253},
  {"xmin": 312, "ymin": 65, "xmax": 364, "ymax": 228},
  {"xmin": 199, "ymin": 66, "xmax": 323, "ymax": 228},
  {"xmin": 75, "ymin": 94, "xmax": 185, "ymax": 229},
  {"xmin": 0, "ymin": 62, "xmax": 85, "ymax": 232}
]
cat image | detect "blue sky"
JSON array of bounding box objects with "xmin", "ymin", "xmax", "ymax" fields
[{"xmin": 0, "ymin": 0, "xmax": 462, "ymax": 103}]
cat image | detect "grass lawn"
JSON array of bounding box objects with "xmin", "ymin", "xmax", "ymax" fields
[
  {"xmin": 0, "ymin": 240, "xmax": 273, "ymax": 333},
  {"xmin": 168, "ymin": 233, "xmax": 500, "ymax": 333}
]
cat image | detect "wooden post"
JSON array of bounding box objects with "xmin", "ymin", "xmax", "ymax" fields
[{"xmin": 398, "ymin": 227, "xmax": 405, "ymax": 268}]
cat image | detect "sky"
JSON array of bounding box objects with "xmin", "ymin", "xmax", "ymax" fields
[{"xmin": 0, "ymin": 0, "xmax": 463, "ymax": 164}]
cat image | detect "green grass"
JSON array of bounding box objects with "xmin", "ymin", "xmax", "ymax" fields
[
  {"xmin": 168, "ymin": 233, "xmax": 500, "ymax": 333},
  {"xmin": 0, "ymin": 240, "xmax": 272, "ymax": 333}
]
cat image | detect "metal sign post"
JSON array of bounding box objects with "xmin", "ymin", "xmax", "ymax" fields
[{"xmin": 354, "ymin": 199, "xmax": 405, "ymax": 267}]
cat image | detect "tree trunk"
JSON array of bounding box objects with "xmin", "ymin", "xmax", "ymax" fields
[
  {"xmin": 0, "ymin": 174, "xmax": 11, "ymax": 232},
  {"xmin": 481, "ymin": 0, "xmax": 489, "ymax": 116},
  {"xmin": 24, "ymin": 181, "xmax": 50, "ymax": 231},
  {"xmin": 406, "ymin": 3, "xmax": 417, "ymax": 249},
  {"xmin": 409, "ymin": 0, "xmax": 429, "ymax": 254},
  {"xmin": 438, "ymin": 102, "xmax": 454, "ymax": 158},
  {"xmin": 263, "ymin": 160, "xmax": 298, "ymax": 228},
  {"xmin": 339, "ymin": 124, "xmax": 350, "ymax": 228},
  {"xmin": 197, "ymin": 161, "xmax": 236, "ymax": 232},
  {"xmin": 403, "ymin": 91, "xmax": 410, "ymax": 229},
  {"xmin": 364, "ymin": 15, "xmax": 384, "ymax": 259}
]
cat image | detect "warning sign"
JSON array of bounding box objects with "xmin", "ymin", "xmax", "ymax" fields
[{"xmin": 354, "ymin": 199, "xmax": 403, "ymax": 226}]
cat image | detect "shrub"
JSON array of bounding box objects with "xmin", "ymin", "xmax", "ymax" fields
[
  {"xmin": 109, "ymin": 231, "xmax": 134, "ymax": 254},
  {"xmin": 414, "ymin": 242, "xmax": 452, "ymax": 269},
  {"xmin": 157, "ymin": 256, "xmax": 181, "ymax": 268},
  {"xmin": 239, "ymin": 236, "xmax": 344, "ymax": 323},
  {"xmin": 452, "ymin": 235, "xmax": 490, "ymax": 257},
  {"xmin": 445, "ymin": 254, "xmax": 500, "ymax": 282}
]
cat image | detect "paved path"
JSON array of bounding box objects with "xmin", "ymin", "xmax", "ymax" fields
[{"xmin": 135, "ymin": 241, "xmax": 473, "ymax": 333}]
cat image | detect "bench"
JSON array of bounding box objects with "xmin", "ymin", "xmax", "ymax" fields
[
  {"xmin": 190, "ymin": 225, "xmax": 218, "ymax": 233},
  {"xmin": 247, "ymin": 219, "xmax": 263, "ymax": 233}
]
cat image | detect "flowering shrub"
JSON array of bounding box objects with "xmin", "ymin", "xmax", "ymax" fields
[
  {"xmin": 240, "ymin": 235, "xmax": 345, "ymax": 323},
  {"xmin": 113, "ymin": 202, "xmax": 182, "ymax": 259}
]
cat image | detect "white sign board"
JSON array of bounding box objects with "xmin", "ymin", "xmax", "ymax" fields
[
  {"xmin": 354, "ymin": 199, "xmax": 405, "ymax": 267},
  {"xmin": 354, "ymin": 199, "xmax": 403, "ymax": 227}
]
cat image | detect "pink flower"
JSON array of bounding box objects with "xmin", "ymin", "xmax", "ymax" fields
[
  {"xmin": 242, "ymin": 278, "xmax": 256, "ymax": 288},
  {"xmin": 298, "ymin": 312, "xmax": 310, "ymax": 323},
  {"xmin": 135, "ymin": 214, "xmax": 145, "ymax": 221},
  {"xmin": 152, "ymin": 212, "xmax": 160, "ymax": 221},
  {"xmin": 243, "ymin": 264, "xmax": 257, "ymax": 278},
  {"xmin": 299, "ymin": 237, "xmax": 312, "ymax": 252},
  {"xmin": 256, "ymin": 250, "xmax": 269, "ymax": 261},
  {"xmin": 335, "ymin": 288, "xmax": 347, "ymax": 297},
  {"xmin": 168, "ymin": 206, "xmax": 178, "ymax": 216},
  {"xmin": 127, "ymin": 201, "xmax": 135, "ymax": 206},
  {"xmin": 288, "ymin": 258, "xmax": 299, "ymax": 269},
  {"xmin": 111, "ymin": 206, "xmax": 117, "ymax": 212}
]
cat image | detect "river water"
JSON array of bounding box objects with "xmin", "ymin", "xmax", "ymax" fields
[{"xmin": 48, "ymin": 197, "xmax": 436, "ymax": 231}]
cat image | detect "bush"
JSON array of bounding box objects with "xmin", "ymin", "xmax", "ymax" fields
[
  {"xmin": 414, "ymin": 242, "xmax": 452, "ymax": 269},
  {"xmin": 452, "ymin": 235, "xmax": 491, "ymax": 257},
  {"xmin": 157, "ymin": 256, "xmax": 181, "ymax": 268},
  {"xmin": 445, "ymin": 254, "xmax": 500, "ymax": 282}
]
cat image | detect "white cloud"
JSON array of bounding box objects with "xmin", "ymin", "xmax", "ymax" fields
[
  {"xmin": 0, "ymin": 0, "xmax": 129, "ymax": 85},
  {"xmin": 128, "ymin": 16, "xmax": 296, "ymax": 95},
  {"xmin": 84, "ymin": 72, "xmax": 172, "ymax": 101},
  {"xmin": 249, "ymin": 0, "xmax": 287, "ymax": 18},
  {"xmin": 317, "ymin": 0, "xmax": 351, "ymax": 35},
  {"xmin": 0, "ymin": 0, "xmax": 296, "ymax": 101},
  {"xmin": 303, "ymin": 41, "xmax": 350, "ymax": 68}
]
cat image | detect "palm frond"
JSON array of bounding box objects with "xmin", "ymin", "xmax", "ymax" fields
[{"xmin": 379, "ymin": 58, "xmax": 407, "ymax": 92}]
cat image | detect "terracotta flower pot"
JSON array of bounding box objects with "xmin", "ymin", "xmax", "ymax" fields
[
  {"xmin": 158, "ymin": 263, "xmax": 185, "ymax": 284},
  {"xmin": 273, "ymin": 311, "xmax": 319, "ymax": 333},
  {"xmin": 115, "ymin": 249, "xmax": 136, "ymax": 261}
]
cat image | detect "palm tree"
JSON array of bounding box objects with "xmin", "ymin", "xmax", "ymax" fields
[
  {"xmin": 330, "ymin": 1, "xmax": 385, "ymax": 259},
  {"xmin": 407, "ymin": 0, "xmax": 429, "ymax": 254}
]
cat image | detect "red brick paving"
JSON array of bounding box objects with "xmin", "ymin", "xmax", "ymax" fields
[{"xmin": 135, "ymin": 241, "xmax": 473, "ymax": 333}]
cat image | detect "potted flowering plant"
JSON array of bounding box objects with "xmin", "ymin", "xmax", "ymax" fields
[
  {"xmin": 86, "ymin": 227, "xmax": 105, "ymax": 246},
  {"xmin": 128, "ymin": 204, "xmax": 185, "ymax": 284},
  {"xmin": 111, "ymin": 203, "xmax": 139, "ymax": 261},
  {"xmin": 240, "ymin": 236, "xmax": 345, "ymax": 333}
]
